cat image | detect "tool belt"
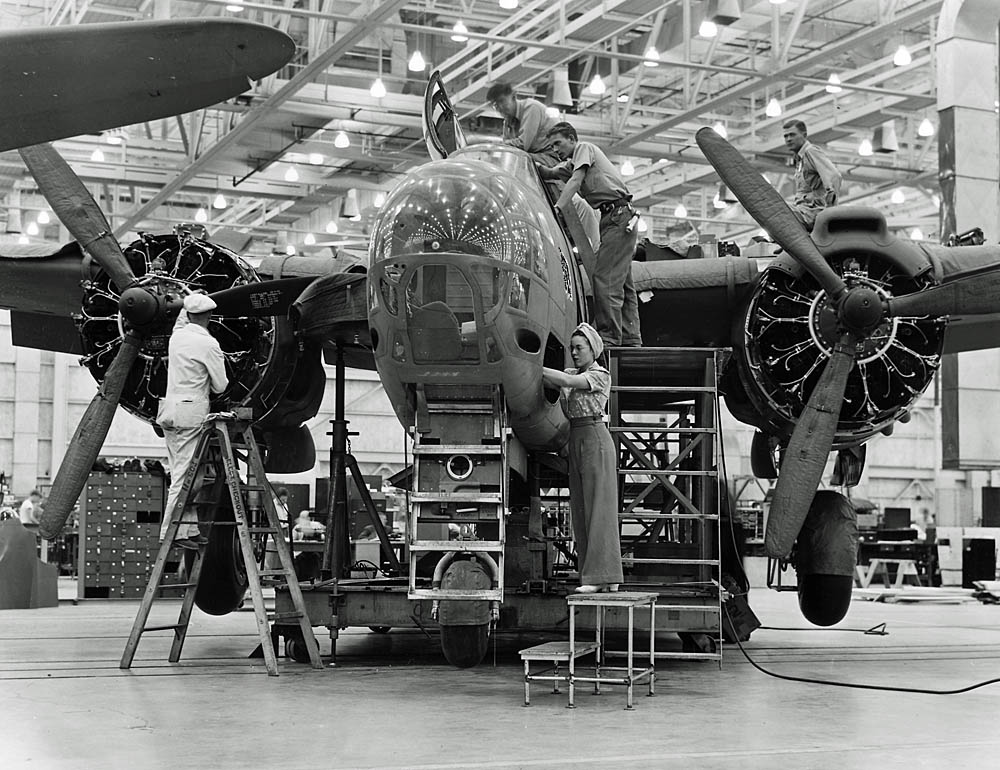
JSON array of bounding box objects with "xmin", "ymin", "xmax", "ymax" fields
[{"xmin": 597, "ymin": 197, "xmax": 633, "ymax": 216}]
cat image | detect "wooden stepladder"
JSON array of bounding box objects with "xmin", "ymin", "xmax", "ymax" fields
[{"xmin": 120, "ymin": 413, "xmax": 322, "ymax": 676}]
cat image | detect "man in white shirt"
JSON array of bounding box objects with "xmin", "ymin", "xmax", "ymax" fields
[
  {"xmin": 156, "ymin": 293, "xmax": 229, "ymax": 549},
  {"xmin": 18, "ymin": 490, "xmax": 41, "ymax": 529}
]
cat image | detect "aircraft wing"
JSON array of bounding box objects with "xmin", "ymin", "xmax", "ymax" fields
[
  {"xmin": 0, "ymin": 19, "xmax": 294, "ymax": 152},
  {"xmin": 918, "ymin": 242, "xmax": 1000, "ymax": 354}
]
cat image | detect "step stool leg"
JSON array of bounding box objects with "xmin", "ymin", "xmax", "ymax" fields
[
  {"xmin": 625, "ymin": 605, "xmax": 634, "ymax": 710},
  {"xmin": 552, "ymin": 661, "xmax": 561, "ymax": 694},
  {"xmin": 648, "ymin": 602, "xmax": 656, "ymax": 697},
  {"xmin": 523, "ymin": 660, "xmax": 531, "ymax": 706}
]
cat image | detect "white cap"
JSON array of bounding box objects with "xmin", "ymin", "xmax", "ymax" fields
[{"xmin": 183, "ymin": 293, "xmax": 217, "ymax": 314}]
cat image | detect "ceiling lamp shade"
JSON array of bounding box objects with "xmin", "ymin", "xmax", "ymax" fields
[
  {"xmin": 620, "ymin": 159, "xmax": 635, "ymax": 176},
  {"xmin": 341, "ymin": 189, "xmax": 361, "ymax": 221},
  {"xmin": 226, "ymin": 0, "xmax": 244, "ymax": 11},
  {"xmin": 765, "ymin": 97, "xmax": 782, "ymax": 117},
  {"xmin": 334, "ymin": 131, "xmax": 350, "ymax": 149},
  {"xmin": 873, "ymin": 120, "xmax": 898, "ymax": 153},
  {"xmin": 213, "ymin": 193, "xmax": 227, "ymax": 209},
  {"xmin": 285, "ymin": 244, "xmax": 296, "ymax": 256},
  {"xmin": 370, "ymin": 77, "xmax": 387, "ymax": 98},
  {"xmin": 17, "ymin": 234, "xmax": 29, "ymax": 244},
  {"xmin": 713, "ymin": 192, "xmax": 727, "ymax": 209},
  {"xmin": 90, "ymin": 148, "xmax": 105, "ymax": 162},
  {"xmin": 637, "ymin": 217, "xmax": 648, "ymax": 233},
  {"xmin": 698, "ymin": 20, "xmax": 718, "ymax": 38},
  {"xmin": 284, "ymin": 165, "xmax": 300, "ymax": 182},
  {"xmin": 26, "ymin": 221, "xmax": 39, "ymax": 236},
  {"xmin": 309, "ymin": 152, "xmax": 324, "ymax": 165},
  {"xmin": 910, "ymin": 227, "xmax": 924, "ymax": 241},
  {"xmin": 893, "ymin": 45, "xmax": 912, "ymax": 66},
  {"xmin": 826, "ymin": 74, "xmax": 843, "ymax": 94},
  {"xmin": 325, "ymin": 220, "xmax": 339, "ymax": 235},
  {"xmin": 552, "ymin": 66, "xmax": 573, "ymax": 107},
  {"xmin": 858, "ymin": 138, "xmax": 873, "ymax": 156},
  {"xmin": 374, "ymin": 191, "xmax": 387, "ymax": 208},
  {"xmin": 408, "ymin": 50, "xmax": 426, "ymax": 72},
  {"xmin": 37, "ymin": 210, "xmax": 50, "ymax": 224},
  {"xmin": 674, "ymin": 203, "xmax": 688, "ymax": 218},
  {"xmin": 643, "ymin": 46, "xmax": 660, "ymax": 67},
  {"xmin": 195, "ymin": 207, "xmax": 208, "ymax": 223},
  {"xmin": 588, "ymin": 74, "xmax": 606, "ymax": 95},
  {"xmin": 499, "ymin": 0, "xmax": 518, "ymax": 8},
  {"xmin": 304, "ymin": 232, "xmax": 316, "ymax": 246},
  {"xmin": 451, "ymin": 21, "xmax": 469, "ymax": 43},
  {"xmin": 712, "ymin": 121, "xmax": 727, "ymax": 139},
  {"xmin": 706, "ymin": 0, "xmax": 741, "ymax": 25},
  {"xmin": 917, "ymin": 118, "xmax": 935, "ymax": 137},
  {"xmin": 891, "ymin": 188, "xmax": 905, "ymax": 204}
]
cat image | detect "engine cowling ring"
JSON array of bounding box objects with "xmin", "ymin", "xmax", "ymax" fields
[
  {"xmin": 741, "ymin": 250, "xmax": 946, "ymax": 447},
  {"xmin": 76, "ymin": 230, "xmax": 297, "ymax": 424}
]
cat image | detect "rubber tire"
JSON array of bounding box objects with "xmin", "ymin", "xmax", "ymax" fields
[
  {"xmin": 368, "ymin": 626, "xmax": 391, "ymax": 634},
  {"xmin": 194, "ymin": 501, "xmax": 248, "ymax": 616},
  {"xmin": 284, "ymin": 633, "xmax": 311, "ymax": 664},
  {"xmin": 440, "ymin": 623, "xmax": 489, "ymax": 668}
]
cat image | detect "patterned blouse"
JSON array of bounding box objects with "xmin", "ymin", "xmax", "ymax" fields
[{"xmin": 561, "ymin": 362, "xmax": 611, "ymax": 419}]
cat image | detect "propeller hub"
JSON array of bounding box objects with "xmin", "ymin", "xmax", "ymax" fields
[
  {"xmin": 118, "ymin": 286, "xmax": 160, "ymax": 326},
  {"xmin": 839, "ymin": 286, "xmax": 884, "ymax": 335}
]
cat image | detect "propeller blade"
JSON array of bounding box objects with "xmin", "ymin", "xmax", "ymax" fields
[
  {"xmin": 887, "ymin": 267, "xmax": 1000, "ymax": 318},
  {"xmin": 38, "ymin": 333, "xmax": 141, "ymax": 538},
  {"xmin": 18, "ymin": 143, "xmax": 136, "ymax": 292},
  {"xmin": 765, "ymin": 337, "xmax": 857, "ymax": 558},
  {"xmin": 209, "ymin": 276, "xmax": 316, "ymax": 318},
  {"xmin": 695, "ymin": 127, "xmax": 847, "ymax": 300}
]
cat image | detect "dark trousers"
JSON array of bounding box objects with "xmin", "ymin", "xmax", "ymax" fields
[{"xmin": 593, "ymin": 206, "xmax": 641, "ymax": 347}]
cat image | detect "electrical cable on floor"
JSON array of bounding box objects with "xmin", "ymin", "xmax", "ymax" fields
[
  {"xmin": 758, "ymin": 623, "xmax": 888, "ymax": 635},
  {"xmin": 725, "ymin": 604, "xmax": 1000, "ymax": 694}
]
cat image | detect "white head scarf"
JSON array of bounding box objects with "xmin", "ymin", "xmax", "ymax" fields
[{"xmin": 573, "ymin": 322, "xmax": 604, "ymax": 360}]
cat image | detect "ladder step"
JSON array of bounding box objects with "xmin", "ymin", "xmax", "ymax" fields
[
  {"xmin": 413, "ymin": 444, "xmax": 502, "ymax": 455},
  {"xmin": 610, "ymin": 426, "xmax": 716, "ymax": 434},
  {"xmin": 241, "ymin": 485, "xmax": 268, "ymax": 492},
  {"xmin": 426, "ymin": 404, "xmax": 494, "ymax": 413},
  {"xmin": 619, "ymin": 469, "xmax": 718, "ymax": 477},
  {"xmin": 142, "ymin": 623, "xmax": 185, "ymax": 633},
  {"xmin": 248, "ymin": 527, "xmax": 281, "ymax": 535},
  {"xmin": 268, "ymin": 611, "xmax": 304, "ymax": 621},
  {"xmin": 410, "ymin": 492, "xmax": 502, "ymax": 503},
  {"xmin": 161, "ymin": 582, "xmax": 199, "ymax": 590},
  {"xmin": 257, "ymin": 569, "xmax": 295, "ymax": 577},
  {"xmin": 408, "ymin": 588, "xmax": 503, "ymax": 600},
  {"xmin": 622, "ymin": 557, "xmax": 719, "ymax": 565},
  {"xmin": 409, "ymin": 540, "xmax": 503, "ymax": 552},
  {"xmin": 620, "ymin": 512, "xmax": 719, "ymax": 520}
]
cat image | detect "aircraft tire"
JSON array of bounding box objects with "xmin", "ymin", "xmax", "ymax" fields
[{"xmin": 440, "ymin": 623, "xmax": 489, "ymax": 668}]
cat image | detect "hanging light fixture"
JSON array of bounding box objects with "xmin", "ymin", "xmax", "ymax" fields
[
  {"xmin": 673, "ymin": 203, "xmax": 687, "ymax": 218},
  {"xmin": 213, "ymin": 193, "xmax": 227, "ymax": 209},
  {"xmin": 309, "ymin": 152, "xmax": 324, "ymax": 165},
  {"xmin": 37, "ymin": 210, "xmax": 50, "ymax": 224},
  {"xmin": 284, "ymin": 165, "xmax": 300, "ymax": 182},
  {"xmin": 499, "ymin": 0, "xmax": 518, "ymax": 9},
  {"xmin": 374, "ymin": 192, "xmax": 387, "ymax": 208},
  {"xmin": 713, "ymin": 192, "xmax": 728, "ymax": 209},
  {"xmin": 620, "ymin": 159, "xmax": 635, "ymax": 176},
  {"xmin": 304, "ymin": 233, "xmax": 316, "ymax": 246},
  {"xmin": 826, "ymin": 74, "xmax": 843, "ymax": 94},
  {"xmin": 104, "ymin": 129, "xmax": 122, "ymax": 146},
  {"xmin": 546, "ymin": 106, "xmax": 561, "ymax": 118},
  {"xmin": 765, "ymin": 97, "xmax": 782, "ymax": 117},
  {"xmin": 90, "ymin": 148, "xmax": 105, "ymax": 162},
  {"xmin": 617, "ymin": 93, "xmax": 629, "ymax": 103},
  {"xmin": 893, "ymin": 44, "xmax": 912, "ymax": 66},
  {"xmin": 637, "ymin": 218, "xmax": 648, "ymax": 233},
  {"xmin": 451, "ymin": 21, "xmax": 469, "ymax": 43},
  {"xmin": 917, "ymin": 118, "xmax": 935, "ymax": 137},
  {"xmin": 334, "ymin": 131, "xmax": 350, "ymax": 149},
  {"xmin": 910, "ymin": 227, "xmax": 924, "ymax": 241},
  {"xmin": 643, "ymin": 46, "xmax": 660, "ymax": 67},
  {"xmin": 226, "ymin": 0, "xmax": 244, "ymax": 11},
  {"xmin": 408, "ymin": 50, "xmax": 426, "ymax": 72},
  {"xmin": 712, "ymin": 121, "xmax": 727, "ymax": 139},
  {"xmin": 370, "ymin": 77, "xmax": 387, "ymax": 98},
  {"xmin": 285, "ymin": 244, "xmax": 296, "ymax": 256},
  {"xmin": 195, "ymin": 207, "xmax": 208, "ymax": 223},
  {"xmin": 325, "ymin": 220, "xmax": 339, "ymax": 235},
  {"xmin": 26, "ymin": 221, "xmax": 39, "ymax": 236},
  {"xmin": 891, "ymin": 188, "xmax": 905, "ymax": 205},
  {"xmin": 588, "ymin": 74, "xmax": 606, "ymax": 95},
  {"xmin": 858, "ymin": 138, "xmax": 873, "ymax": 156},
  {"xmin": 769, "ymin": 0, "xmax": 788, "ymax": 4},
  {"xmin": 699, "ymin": 20, "xmax": 718, "ymax": 38}
]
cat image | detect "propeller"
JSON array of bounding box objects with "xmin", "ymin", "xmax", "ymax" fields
[
  {"xmin": 695, "ymin": 127, "xmax": 847, "ymax": 302},
  {"xmin": 19, "ymin": 144, "xmax": 137, "ymax": 293},
  {"xmin": 19, "ymin": 144, "xmax": 149, "ymax": 537},
  {"xmin": 886, "ymin": 268, "xmax": 1000, "ymax": 318},
  {"xmin": 695, "ymin": 127, "xmax": 867, "ymax": 558},
  {"xmin": 764, "ymin": 338, "xmax": 857, "ymax": 557},
  {"xmin": 39, "ymin": 333, "xmax": 142, "ymax": 538},
  {"xmin": 209, "ymin": 276, "xmax": 316, "ymax": 318}
]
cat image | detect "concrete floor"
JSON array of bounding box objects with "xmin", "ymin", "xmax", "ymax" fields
[{"xmin": 1, "ymin": 585, "xmax": 998, "ymax": 770}]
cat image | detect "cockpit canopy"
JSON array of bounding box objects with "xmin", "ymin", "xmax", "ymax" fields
[{"xmin": 369, "ymin": 149, "xmax": 560, "ymax": 280}]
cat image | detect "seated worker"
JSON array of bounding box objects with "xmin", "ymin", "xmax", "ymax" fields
[
  {"xmin": 292, "ymin": 510, "xmax": 323, "ymax": 541},
  {"xmin": 782, "ymin": 118, "xmax": 842, "ymax": 231}
]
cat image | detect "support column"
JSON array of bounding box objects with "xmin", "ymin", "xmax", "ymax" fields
[{"xmin": 12, "ymin": 347, "xmax": 41, "ymax": 495}]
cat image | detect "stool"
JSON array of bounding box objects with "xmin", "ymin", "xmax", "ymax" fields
[
  {"xmin": 567, "ymin": 591, "xmax": 658, "ymax": 709},
  {"xmin": 518, "ymin": 640, "xmax": 599, "ymax": 706}
]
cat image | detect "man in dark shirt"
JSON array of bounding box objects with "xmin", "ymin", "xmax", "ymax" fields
[
  {"xmin": 783, "ymin": 119, "xmax": 843, "ymax": 231},
  {"xmin": 538, "ymin": 122, "xmax": 642, "ymax": 348}
]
